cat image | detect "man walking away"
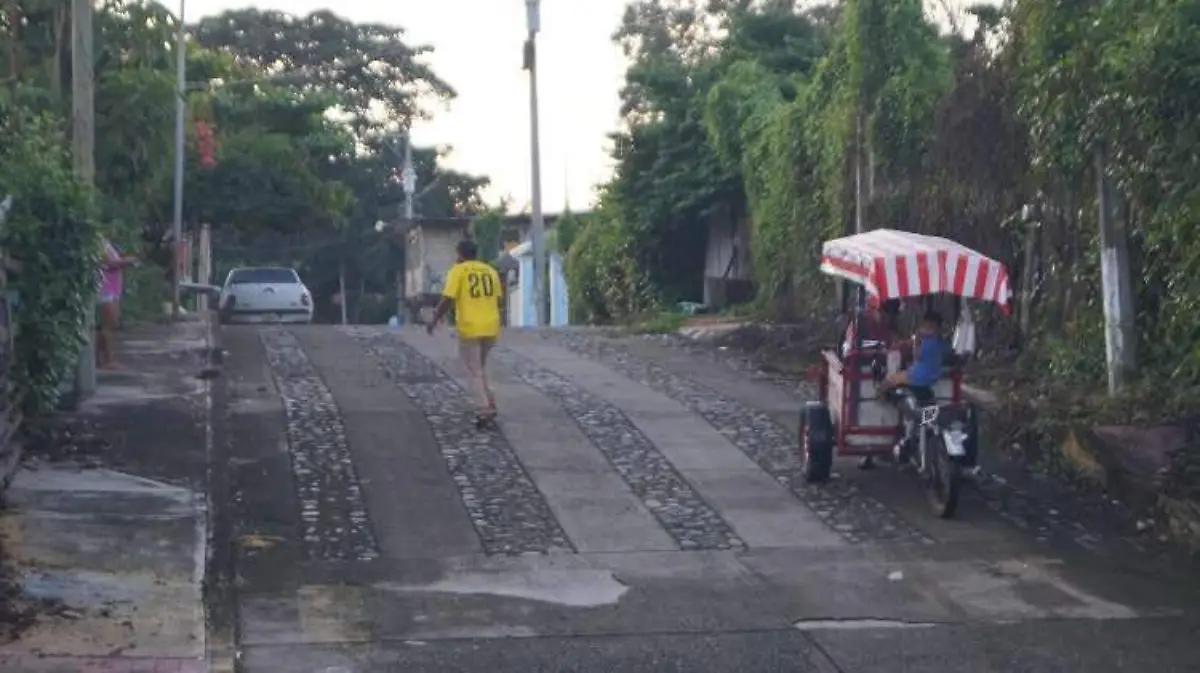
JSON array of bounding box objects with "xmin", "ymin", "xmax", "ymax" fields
[{"xmin": 427, "ymin": 240, "xmax": 503, "ymax": 422}]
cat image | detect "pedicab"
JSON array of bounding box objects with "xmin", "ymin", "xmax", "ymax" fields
[{"xmin": 799, "ymin": 229, "xmax": 1012, "ymax": 518}]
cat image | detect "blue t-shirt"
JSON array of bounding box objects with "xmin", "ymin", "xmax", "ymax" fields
[{"xmin": 907, "ymin": 335, "xmax": 947, "ymax": 387}]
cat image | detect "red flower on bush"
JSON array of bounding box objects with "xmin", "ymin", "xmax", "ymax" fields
[{"xmin": 194, "ymin": 120, "xmax": 217, "ymax": 168}]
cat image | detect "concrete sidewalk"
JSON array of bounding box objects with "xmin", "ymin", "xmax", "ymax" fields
[{"xmin": 0, "ymin": 320, "xmax": 215, "ymax": 672}]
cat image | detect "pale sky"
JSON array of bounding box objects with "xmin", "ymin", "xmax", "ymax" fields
[{"xmin": 188, "ymin": 0, "xmax": 627, "ymax": 213}]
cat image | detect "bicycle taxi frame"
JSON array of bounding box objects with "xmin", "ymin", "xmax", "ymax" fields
[{"xmin": 799, "ymin": 229, "xmax": 1012, "ymax": 517}]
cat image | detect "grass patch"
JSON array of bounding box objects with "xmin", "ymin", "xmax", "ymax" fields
[{"xmin": 625, "ymin": 311, "xmax": 688, "ymax": 335}]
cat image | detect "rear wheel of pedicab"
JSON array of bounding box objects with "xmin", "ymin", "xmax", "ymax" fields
[
  {"xmin": 925, "ymin": 434, "xmax": 962, "ymax": 518},
  {"xmin": 799, "ymin": 403, "xmax": 834, "ymax": 483}
]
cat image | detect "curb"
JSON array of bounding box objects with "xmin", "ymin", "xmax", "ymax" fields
[{"xmin": 201, "ymin": 313, "xmax": 239, "ymax": 673}]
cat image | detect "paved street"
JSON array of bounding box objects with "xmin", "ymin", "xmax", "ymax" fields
[{"xmin": 222, "ymin": 325, "xmax": 1200, "ymax": 673}]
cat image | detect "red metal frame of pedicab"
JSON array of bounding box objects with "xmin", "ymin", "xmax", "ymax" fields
[
  {"xmin": 810, "ymin": 348, "xmax": 964, "ymax": 458},
  {"xmin": 805, "ymin": 229, "xmax": 1008, "ymax": 460}
]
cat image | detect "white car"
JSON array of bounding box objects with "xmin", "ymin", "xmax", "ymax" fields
[{"xmin": 218, "ymin": 267, "xmax": 313, "ymax": 324}]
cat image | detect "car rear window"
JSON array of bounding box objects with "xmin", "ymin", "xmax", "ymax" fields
[{"xmin": 228, "ymin": 268, "xmax": 300, "ymax": 285}]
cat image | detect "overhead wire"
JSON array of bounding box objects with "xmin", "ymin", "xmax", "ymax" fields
[{"xmin": 210, "ymin": 226, "xmax": 395, "ymax": 257}]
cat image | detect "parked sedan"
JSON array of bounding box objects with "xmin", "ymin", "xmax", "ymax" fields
[{"xmin": 219, "ymin": 267, "xmax": 313, "ymax": 324}]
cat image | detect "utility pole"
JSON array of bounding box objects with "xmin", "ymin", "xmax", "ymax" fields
[
  {"xmin": 1095, "ymin": 144, "xmax": 1136, "ymax": 394},
  {"xmin": 71, "ymin": 0, "xmax": 96, "ymax": 401},
  {"xmin": 524, "ymin": 0, "xmax": 546, "ymax": 327},
  {"xmin": 399, "ymin": 133, "xmax": 416, "ymax": 323},
  {"xmin": 171, "ymin": 0, "xmax": 187, "ymax": 319},
  {"xmin": 197, "ymin": 223, "xmax": 211, "ymax": 314},
  {"xmin": 402, "ymin": 134, "xmax": 415, "ymax": 225},
  {"xmin": 1094, "ymin": 0, "xmax": 1136, "ymax": 395}
]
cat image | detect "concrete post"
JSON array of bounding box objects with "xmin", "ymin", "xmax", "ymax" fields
[
  {"xmin": 197, "ymin": 223, "xmax": 211, "ymax": 315},
  {"xmin": 1095, "ymin": 145, "xmax": 1137, "ymax": 394},
  {"xmin": 71, "ymin": 0, "xmax": 96, "ymax": 401},
  {"xmin": 549, "ymin": 251, "xmax": 568, "ymax": 327},
  {"xmin": 171, "ymin": 0, "xmax": 187, "ymax": 319},
  {"xmin": 523, "ymin": 5, "xmax": 546, "ymax": 328}
]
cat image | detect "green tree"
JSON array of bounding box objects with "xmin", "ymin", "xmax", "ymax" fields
[
  {"xmin": 564, "ymin": 200, "xmax": 656, "ymax": 324},
  {"xmin": 191, "ymin": 8, "xmax": 454, "ymax": 138},
  {"xmin": 186, "ymin": 86, "xmax": 356, "ymax": 238},
  {"xmin": 554, "ymin": 209, "xmax": 584, "ymax": 256},
  {"xmin": 700, "ymin": 3, "xmax": 832, "ymax": 312},
  {"xmin": 600, "ymin": 0, "xmax": 741, "ymax": 304},
  {"xmin": 469, "ymin": 208, "xmax": 505, "ymax": 264},
  {"xmin": 0, "ymin": 100, "xmax": 102, "ymax": 414},
  {"xmin": 190, "ymin": 8, "xmax": 490, "ymax": 321}
]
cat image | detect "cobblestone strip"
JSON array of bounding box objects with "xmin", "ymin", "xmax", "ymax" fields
[
  {"xmin": 612, "ymin": 337, "xmax": 1147, "ymax": 552},
  {"xmin": 970, "ymin": 471, "xmax": 1107, "ymax": 549},
  {"xmin": 493, "ymin": 348, "xmax": 746, "ymax": 551},
  {"xmin": 548, "ymin": 331, "xmax": 934, "ymax": 545},
  {"xmin": 260, "ymin": 329, "xmax": 379, "ymax": 562},
  {"xmin": 343, "ymin": 327, "xmax": 573, "ymax": 556}
]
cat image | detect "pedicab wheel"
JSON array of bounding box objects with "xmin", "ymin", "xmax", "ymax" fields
[
  {"xmin": 799, "ymin": 403, "xmax": 834, "ymax": 483},
  {"xmin": 962, "ymin": 403, "xmax": 981, "ymax": 469},
  {"xmin": 925, "ymin": 435, "xmax": 962, "ymax": 518}
]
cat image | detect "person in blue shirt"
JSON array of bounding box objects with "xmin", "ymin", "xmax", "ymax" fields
[{"xmin": 884, "ymin": 310, "xmax": 947, "ymax": 394}]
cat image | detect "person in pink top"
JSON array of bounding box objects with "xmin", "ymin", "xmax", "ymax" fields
[{"xmin": 97, "ymin": 238, "xmax": 137, "ymax": 369}]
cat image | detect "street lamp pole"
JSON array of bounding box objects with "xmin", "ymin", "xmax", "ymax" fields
[
  {"xmin": 171, "ymin": 0, "xmax": 187, "ymax": 318},
  {"xmin": 524, "ymin": 0, "xmax": 546, "ymax": 327},
  {"xmin": 400, "ymin": 133, "xmax": 416, "ymax": 323}
]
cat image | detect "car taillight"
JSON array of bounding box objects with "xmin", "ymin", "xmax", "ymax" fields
[{"xmin": 300, "ymin": 293, "xmax": 310, "ymax": 307}]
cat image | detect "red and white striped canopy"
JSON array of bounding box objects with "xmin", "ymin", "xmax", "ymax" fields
[{"xmin": 820, "ymin": 229, "xmax": 1012, "ymax": 309}]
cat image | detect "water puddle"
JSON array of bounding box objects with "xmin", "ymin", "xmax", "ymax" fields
[{"xmin": 382, "ymin": 568, "xmax": 628, "ymax": 607}]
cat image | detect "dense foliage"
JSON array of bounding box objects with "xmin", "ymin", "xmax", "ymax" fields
[
  {"xmin": 560, "ymin": 0, "xmax": 1200, "ymax": 531},
  {"xmin": 469, "ymin": 209, "xmax": 505, "ymax": 265},
  {"xmin": 0, "ymin": 0, "xmax": 491, "ymax": 412},
  {"xmin": 568, "ymin": 0, "xmax": 1200, "ymax": 397},
  {"xmin": 194, "ymin": 7, "xmax": 490, "ymax": 321},
  {"xmin": 0, "ymin": 103, "xmax": 102, "ymax": 414}
]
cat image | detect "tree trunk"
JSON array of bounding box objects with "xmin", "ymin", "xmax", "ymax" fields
[
  {"xmin": 6, "ymin": 2, "xmax": 23, "ymax": 85},
  {"xmin": 1019, "ymin": 214, "xmax": 1037, "ymax": 339},
  {"xmin": 52, "ymin": 0, "xmax": 68, "ymax": 99},
  {"xmin": 353, "ymin": 275, "xmax": 366, "ymax": 324}
]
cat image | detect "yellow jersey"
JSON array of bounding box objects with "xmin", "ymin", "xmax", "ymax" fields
[{"xmin": 442, "ymin": 260, "xmax": 503, "ymax": 339}]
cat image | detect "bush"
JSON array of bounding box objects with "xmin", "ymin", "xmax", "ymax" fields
[
  {"xmin": 119, "ymin": 256, "xmax": 170, "ymax": 324},
  {"xmin": 563, "ymin": 210, "xmax": 656, "ymax": 324},
  {"xmin": 0, "ymin": 102, "xmax": 104, "ymax": 415}
]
